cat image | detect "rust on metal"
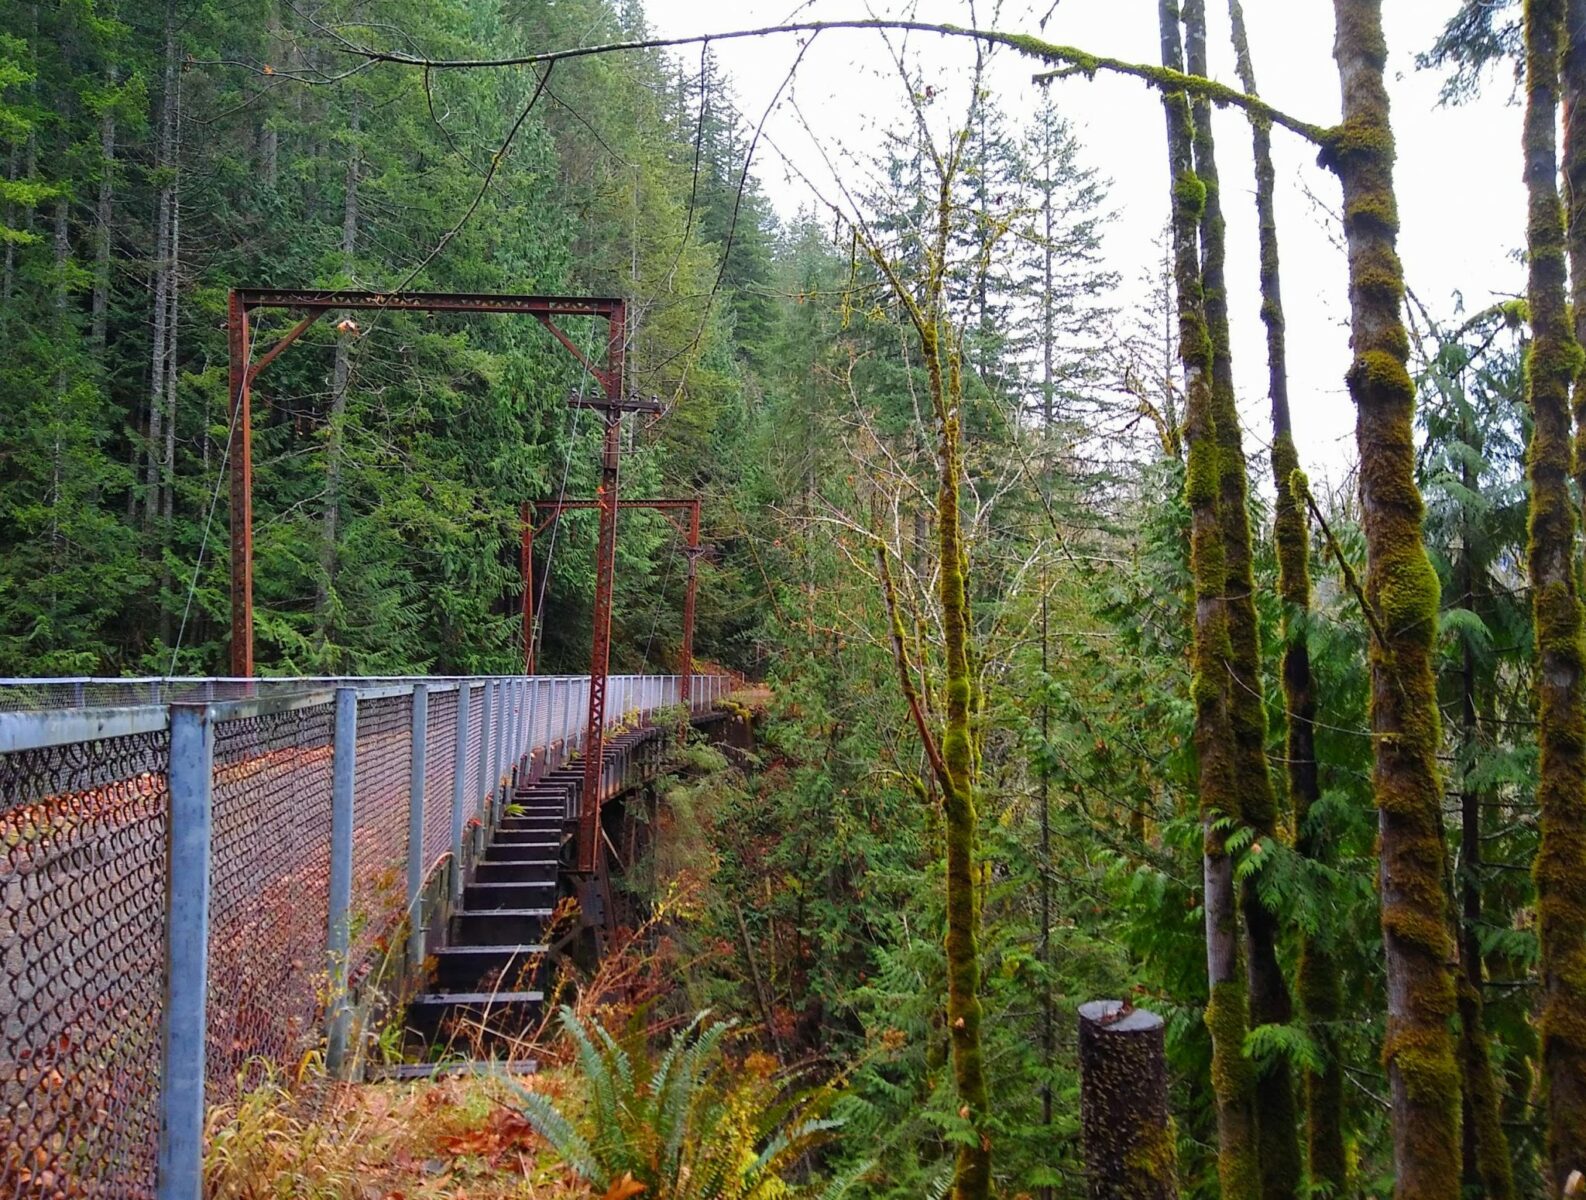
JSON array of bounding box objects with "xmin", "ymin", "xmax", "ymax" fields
[
  {"xmin": 227, "ymin": 289, "xmax": 630, "ymax": 683},
  {"xmin": 578, "ymin": 300, "xmax": 627, "ymax": 876}
]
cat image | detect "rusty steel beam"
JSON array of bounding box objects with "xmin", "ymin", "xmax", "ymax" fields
[
  {"xmin": 246, "ymin": 308, "xmax": 327, "ymax": 383},
  {"xmin": 234, "ymin": 289, "xmax": 624, "ymax": 317},
  {"xmin": 577, "ymin": 304, "xmax": 627, "ymax": 876},
  {"xmin": 680, "ymin": 500, "xmax": 701, "ymax": 718},
  {"xmin": 521, "ymin": 494, "xmax": 705, "ymax": 747},
  {"xmin": 521, "ymin": 496, "xmax": 704, "ymax": 680},
  {"xmin": 521, "ymin": 504, "xmax": 535, "ymax": 675}
]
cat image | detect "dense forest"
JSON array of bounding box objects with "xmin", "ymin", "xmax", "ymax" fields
[{"xmin": 3, "ymin": 0, "xmax": 1584, "ymax": 1197}]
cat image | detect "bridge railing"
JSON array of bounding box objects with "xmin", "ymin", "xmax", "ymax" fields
[{"xmin": 0, "ymin": 672, "xmax": 732, "ymax": 1199}]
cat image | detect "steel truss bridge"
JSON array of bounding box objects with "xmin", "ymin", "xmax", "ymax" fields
[{"xmin": 0, "ymin": 672, "xmax": 738, "ymax": 1198}]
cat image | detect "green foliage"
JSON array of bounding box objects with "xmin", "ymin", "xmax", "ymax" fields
[{"xmin": 511, "ymin": 1008, "xmax": 840, "ymax": 1200}]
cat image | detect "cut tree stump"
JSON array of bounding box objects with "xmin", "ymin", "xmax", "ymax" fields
[{"xmin": 1078, "ymin": 999, "xmax": 1177, "ymax": 1199}]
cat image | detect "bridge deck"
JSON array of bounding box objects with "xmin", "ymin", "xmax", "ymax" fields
[{"xmin": 0, "ymin": 672, "xmax": 734, "ymax": 1198}]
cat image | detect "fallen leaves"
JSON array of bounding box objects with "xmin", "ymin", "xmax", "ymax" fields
[
  {"xmin": 601, "ymin": 1172, "xmax": 647, "ymax": 1200},
  {"xmin": 436, "ymin": 1106, "xmax": 539, "ymax": 1163}
]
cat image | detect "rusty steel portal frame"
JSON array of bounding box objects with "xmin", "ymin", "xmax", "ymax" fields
[
  {"xmin": 227, "ymin": 288, "xmax": 656, "ymax": 876},
  {"xmin": 523, "ymin": 497, "xmax": 704, "ymax": 874}
]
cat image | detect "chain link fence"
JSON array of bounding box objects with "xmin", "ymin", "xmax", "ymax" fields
[
  {"xmin": 0, "ymin": 728, "xmax": 170, "ymax": 1197},
  {"xmin": 0, "ymin": 673, "xmax": 728, "ymax": 1199}
]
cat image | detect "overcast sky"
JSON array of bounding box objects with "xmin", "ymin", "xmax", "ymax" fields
[{"xmin": 640, "ymin": 0, "xmax": 1523, "ymax": 491}]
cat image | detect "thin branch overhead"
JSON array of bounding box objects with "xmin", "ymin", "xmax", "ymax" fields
[{"xmin": 319, "ymin": 18, "xmax": 1334, "ymax": 146}]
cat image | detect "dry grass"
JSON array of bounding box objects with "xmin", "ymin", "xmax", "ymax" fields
[{"xmin": 204, "ymin": 1068, "xmax": 587, "ymax": 1200}]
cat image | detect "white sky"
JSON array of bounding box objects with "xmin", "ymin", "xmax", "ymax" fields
[{"xmin": 641, "ymin": 0, "xmax": 1524, "ymax": 491}]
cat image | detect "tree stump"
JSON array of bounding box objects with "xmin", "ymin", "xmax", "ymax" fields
[{"xmin": 1078, "ymin": 1000, "xmax": 1177, "ymax": 1199}]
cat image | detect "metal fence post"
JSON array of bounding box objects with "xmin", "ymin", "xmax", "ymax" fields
[
  {"xmin": 520, "ymin": 678, "xmax": 533, "ymax": 773},
  {"xmin": 326, "ymin": 687, "xmax": 358, "ymax": 1077},
  {"xmin": 551, "ymin": 678, "xmax": 564, "ymax": 764},
  {"xmin": 475, "ymin": 680, "xmax": 494, "ymax": 850},
  {"xmin": 404, "ymin": 685, "xmax": 428, "ymax": 970},
  {"xmin": 157, "ymin": 703, "xmax": 214, "ymax": 1200},
  {"xmin": 450, "ymin": 682, "xmax": 471, "ymax": 905},
  {"xmin": 492, "ymin": 680, "xmax": 508, "ymax": 822}
]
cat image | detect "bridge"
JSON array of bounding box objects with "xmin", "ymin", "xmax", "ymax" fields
[{"xmin": 0, "ymin": 671, "xmax": 740, "ymax": 1199}]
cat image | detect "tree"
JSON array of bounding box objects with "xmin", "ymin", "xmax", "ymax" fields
[
  {"xmin": 1224, "ymin": 3, "xmax": 1338, "ymax": 1191},
  {"xmin": 1157, "ymin": 2, "xmax": 1258, "ymax": 1195},
  {"xmin": 1523, "ymin": 3, "xmax": 1586, "ymax": 1193},
  {"xmin": 1324, "ymin": 2, "xmax": 1461, "ymax": 1194}
]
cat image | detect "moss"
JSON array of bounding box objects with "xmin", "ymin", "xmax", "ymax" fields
[
  {"xmin": 1374, "ymin": 548, "xmax": 1440, "ymax": 643},
  {"xmin": 1344, "ymin": 189, "xmax": 1399, "ymax": 232},
  {"xmin": 1458, "ymin": 973, "xmax": 1516, "ymax": 1199},
  {"xmin": 1204, "ymin": 981, "xmax": 1260, "ymax": 1199},
  {"xmin": 1349, "ymin": 348, "xmax": 1415, "ymax": 400},
  {"xmin": 1326, "ymin": 2, "xmax": 1462, "ymax": 1193},
  {"xmin": 1184, "ymin": 5, "xmax": 1299, "ymax": 1189},
  {"xmin": 1174, "ymin": 171, "xmax": 1207, "ymax": 217},
  {"xmin": 1523, "ymin": 0, "xmax": 1586, "ymax": 1187},
  {"xmin": 1122, "ymin": 1114, "xmax": 1179, "ymax": 1193}
]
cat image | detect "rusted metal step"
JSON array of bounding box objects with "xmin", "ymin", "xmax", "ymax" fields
[
  {"xmin": 473, "ymin": 859, "xmax": 557, "ymax": 885},
  {"xmin": 451, "ymin": 907, "xmax": 552, "ymax": 943},
  {"xmin": 483, "ymin": 839, "xmax": 556, "ymax": 861},
  {"xmin": 432, "ymin": 942, "xmax": 548, "ymax": 990},
  {"xmin": 465, "ymin": 880, "xmax": 556, "ymax": 910},
  {"xmin": 490, "ymin": 829, "xmax": 559, "ymax": 849},
  {"xmin": 405, "ymin": 989, "xmax": 546, "ymax": 1054}
]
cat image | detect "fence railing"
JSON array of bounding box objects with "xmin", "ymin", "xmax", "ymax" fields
[{"xmin": 0, "ymin": 673, "xmax": 731, "ymax": 1200}]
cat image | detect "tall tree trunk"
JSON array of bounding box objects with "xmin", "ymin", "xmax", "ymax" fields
[
  {"xmin": 1453, "ymin": 512, "xmax": 1515, "ymax": 1199},
  {"xmin": 143, "ymin": 1, "xmax": 178, "ymax": 529},
  {"xmin": 261, "ymin": 2, "xmax": 281, "ymax": 187},
  {"xmin": 1568, "ymin": 0, "xmax": 1586, "ymax": 534},
  {"xmin": 860, "ymin": 143, "xmax": 996, "ymax": 1200},
  {"xmin": 1325, "ymin": 3, "xmax": 1461, "ymax": 1195},
  {"xmin": 1225, "ymin": 3, "xmax": 1344, "ymax": 1191},
  {"xmin": 159, "ymin": 165, "xmax": 180, "ymax": 648},
  {"xmin": 1526, "ymin": 2, "xmax": 1586, "ymax": 1193},
  {"xmin": 1182, "ymin": 5, "xmax": 1299, "ymax": 1196},
  {"xmin": 91, "ymin": 73, "xmax": 115, "ymax": 348},
  {"xmin": 50, "ymin": 195, "xmax": 68, "ymax": 549},
  {"xmin": 1159, "ymin": 3, "xmax": 1258, "ymax": 1196},
  {"xmin": 2, "ymin": 141, "xmax": 17, "ymax": 310},
  {"xmin": 930, "ymin": 331, "xmax": 992, "ymax": 1200},
  {"xmin": 316, "ymin": 109, "xmax": 359, "ymax": 650},
  {"xmin": 1036, "ymin": 89, "xmax": 1058, "ymax": 1200}
]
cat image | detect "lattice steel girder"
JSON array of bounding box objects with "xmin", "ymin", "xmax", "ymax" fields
[{"xmin": 233, "ymin": 289, "xmax": 625, "ymax": 317}]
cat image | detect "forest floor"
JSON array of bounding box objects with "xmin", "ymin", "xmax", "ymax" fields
[{"xmin": 204, "ymin": 1070, "xmax": 582, "ymax": 1200}]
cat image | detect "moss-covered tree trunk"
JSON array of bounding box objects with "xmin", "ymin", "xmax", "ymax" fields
[
  {"xmin": 1225, "ymin": 3, "xmax": 1344, "ymax": 1191},
  {"xmin": 1325, "ymin": 3, "xmax": 1461, "ymax": 1195},
  {"xmin": 1526, "ymin": 2, "xmax": 1586, "ymax": 1193},
  {"xmin": 1158, "ymin": 4, "xmax": 1258, "ymax": 1196},
  {"xmin": 1182, "ymin": 5, "xmax": 1300, "ymax": 1196},
  {"xmin": 1452, "ymin": 621, "xmax": 1516, "ymax": 1200},
  {"xmin": 1567, "ymin": 0, "xmax": 1586, "ymax": 526},
  {"xmin": 931, "ymin": 334, "xmax": 992, "ymax": 1200},
  {"xmin": 861, "ymin": 148, "xmax": 993, "ymax": 1200}
]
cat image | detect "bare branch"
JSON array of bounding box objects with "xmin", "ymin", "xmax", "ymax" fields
[{"xmin": 326, "ymin": 17, "xmax": 1333, "ymax": 146}]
